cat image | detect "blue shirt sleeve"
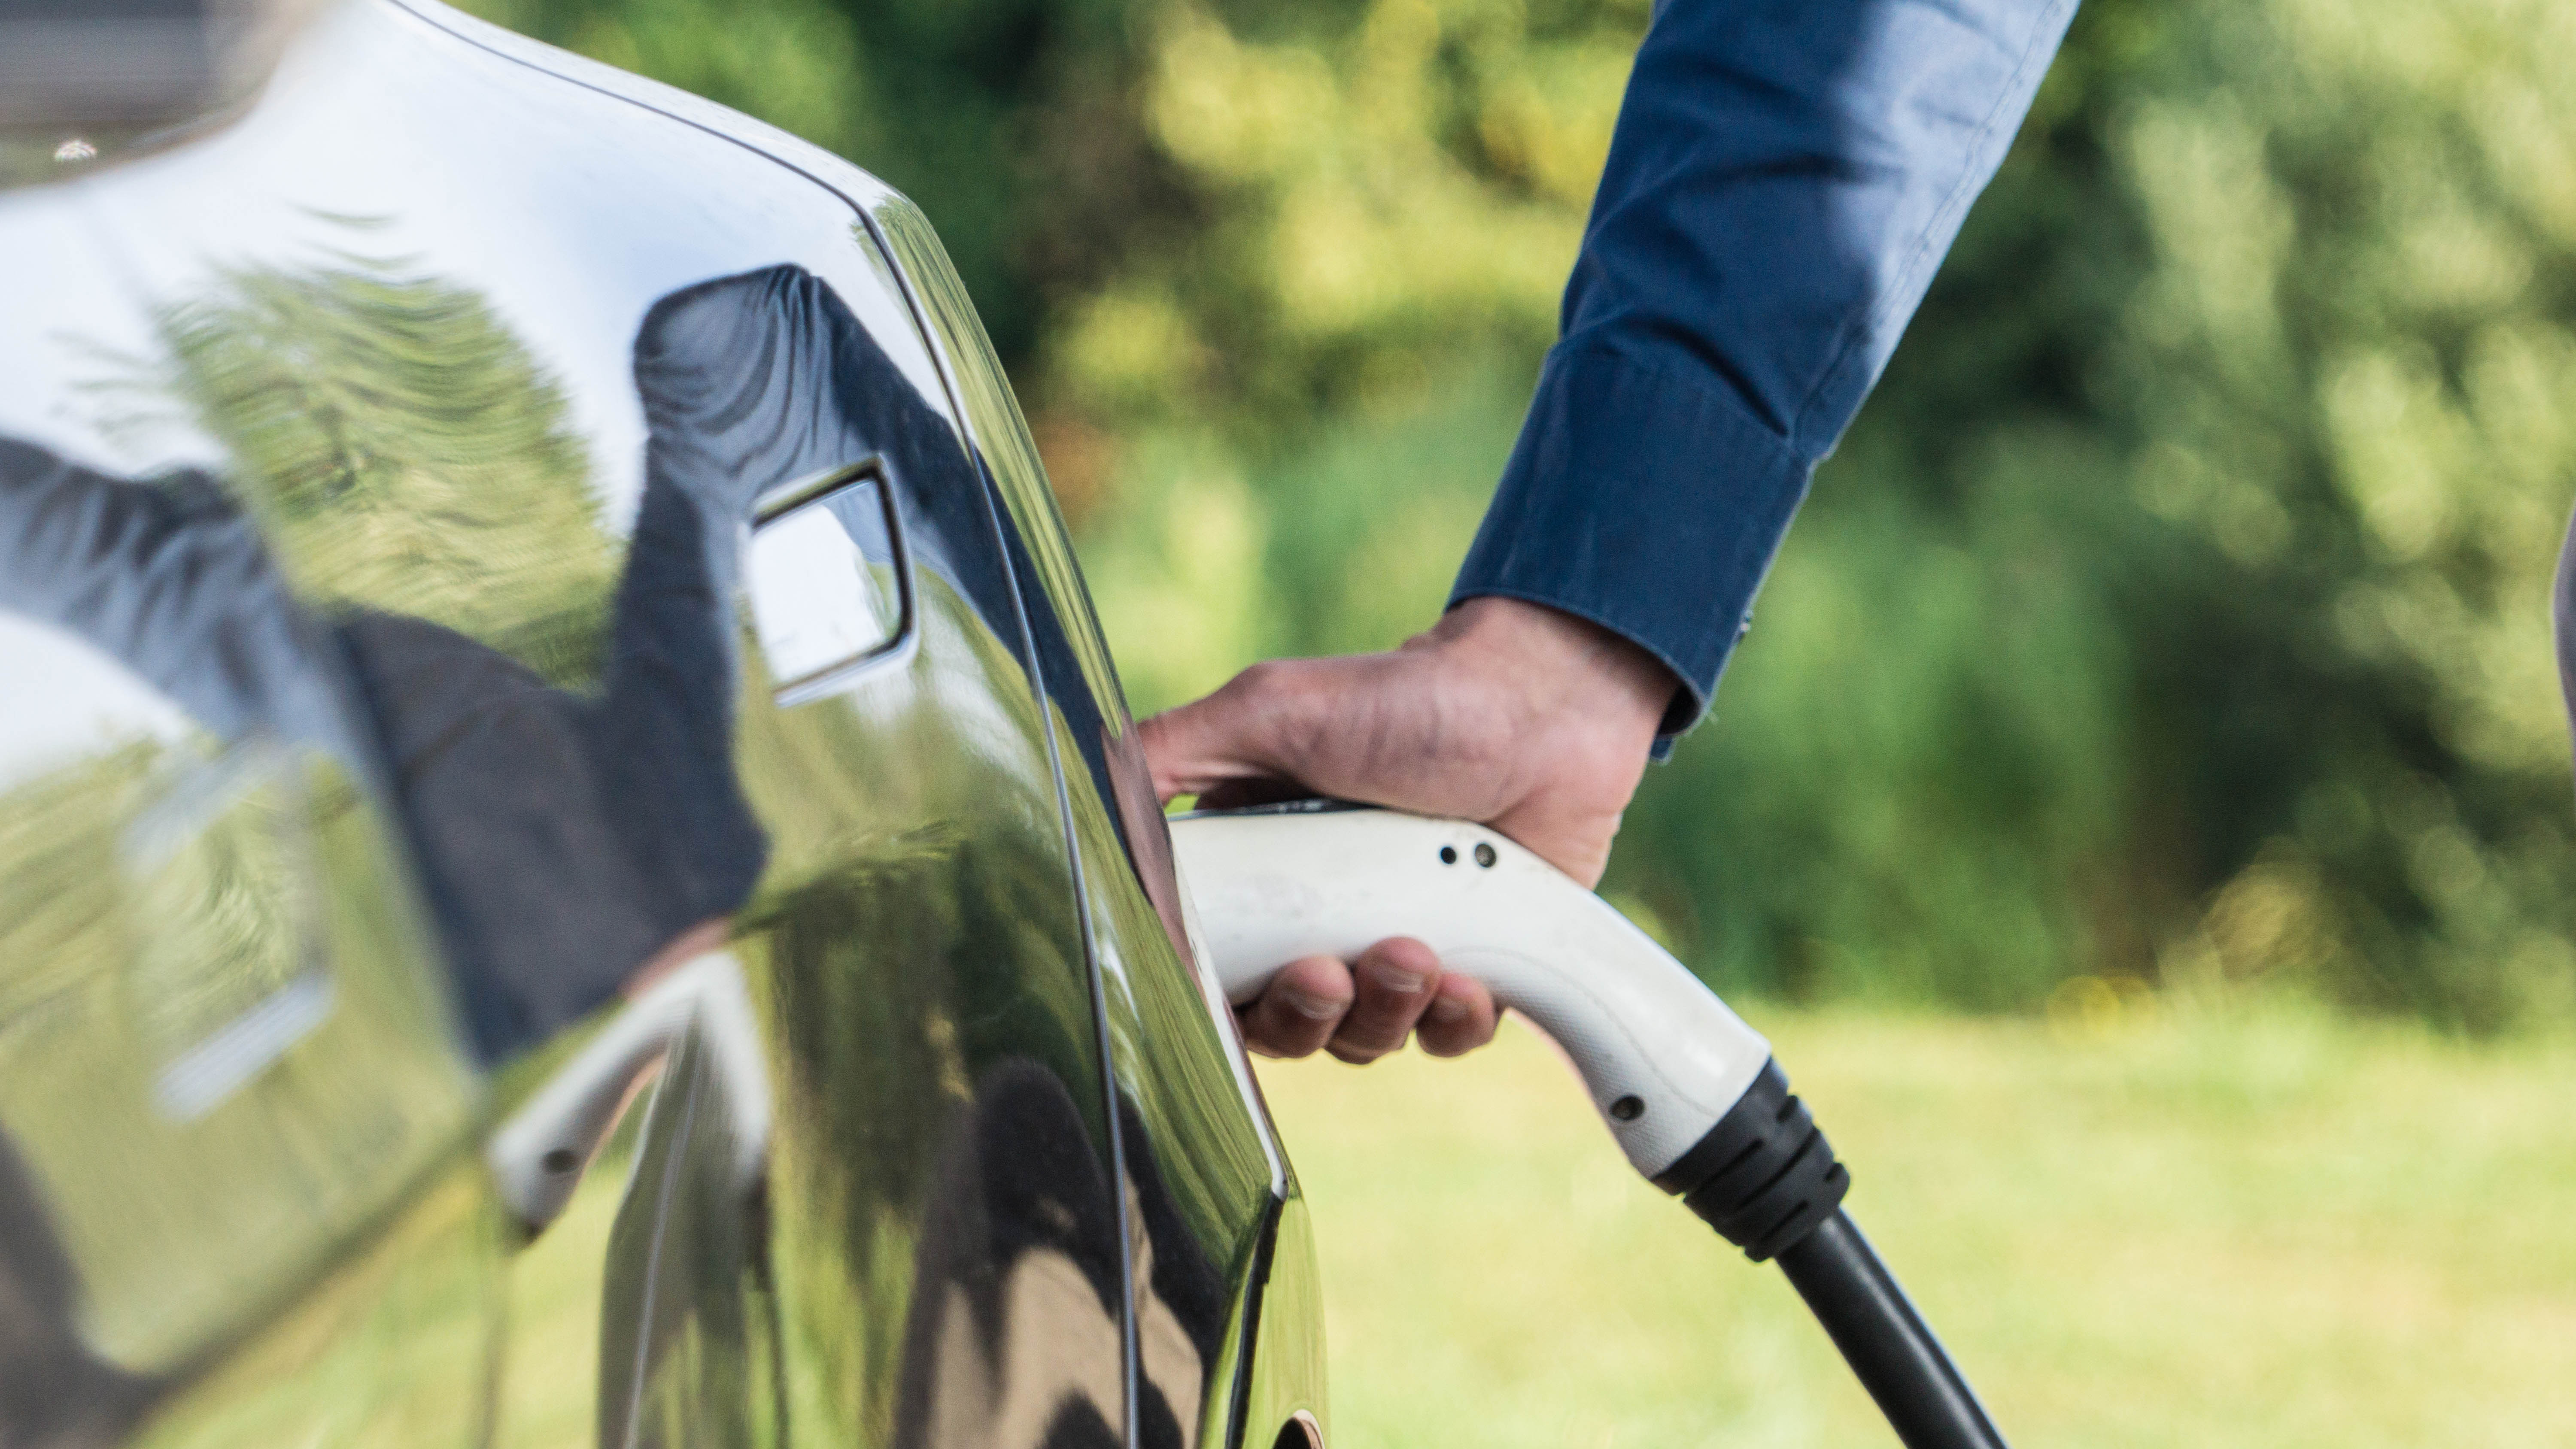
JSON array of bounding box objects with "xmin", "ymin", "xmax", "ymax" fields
[{"xmin": 1452, "ymin": 0, "xmax": 2081, "ymax": 739}]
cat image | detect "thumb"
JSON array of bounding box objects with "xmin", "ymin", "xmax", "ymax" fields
[{"xmin": 1138, "ymin": 673, "xmax": 1277, "ymax": 804}]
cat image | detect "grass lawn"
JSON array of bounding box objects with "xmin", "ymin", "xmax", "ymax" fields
[{"xmin": 1252, "ymin": 1002, "xmax": 2576, "ymax": 1448}]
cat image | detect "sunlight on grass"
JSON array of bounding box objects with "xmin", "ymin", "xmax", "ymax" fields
[{"xmin": 1255, "ymin": 1004, "xmax": 2576, "ymax": 1448}]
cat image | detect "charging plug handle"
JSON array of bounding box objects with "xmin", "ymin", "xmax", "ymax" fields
[{"xmin": 1168, "ymin": 802, "xmax": 2009, "ymax": 1449}]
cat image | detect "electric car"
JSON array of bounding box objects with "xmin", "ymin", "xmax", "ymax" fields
[{"xmin": 0, "ymin": 3, "xmax": 1325, "ymax": 1446}]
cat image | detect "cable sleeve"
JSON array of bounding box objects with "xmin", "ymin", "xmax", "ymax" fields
[{"xmin": 1656, "ymin": 1057, "xmax": 1849, "ymax": 1261}]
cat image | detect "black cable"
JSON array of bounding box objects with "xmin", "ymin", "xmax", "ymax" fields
[
  {"xmin": 1775, "ymin": 1210, "xmax": 2007, "ymax": 1449},
  {"xmin": 1656, "ymin": 1060, "xmax": 2008, "ymax": 1449}
]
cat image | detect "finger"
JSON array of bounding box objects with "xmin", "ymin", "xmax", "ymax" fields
[
  {"xmin": 1415, "ymin": 973, "xmax": 1499, "ymax": 1058},
  {"xmin": 1144, "ymin": 700, "xmax": 1221, "ymax": 803},
  {"xmin": 1238, "ymin": 955, "xmax": 1352, "ymax": 1058},
  {"xmin": 1325, "ymin": 937, "xmax": 1442, "ymax": 1064},
  {"xmin": 1138, "ymin": 663, "xmax": 1295, "ymax": 803},
  {"xmin": 1136, "ymin": 699, "xmax": 1222, "ymax": 805}
]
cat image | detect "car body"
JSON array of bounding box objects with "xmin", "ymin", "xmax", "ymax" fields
[{"xmin": 0, "ymin": 3, "xmax": 1325, "ymax": 1446}]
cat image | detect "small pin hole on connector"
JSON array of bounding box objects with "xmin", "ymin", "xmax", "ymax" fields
[
  {"xmin": 1439, "ymin": 845, "xmax": 1458, "ymax": 865},
  {"xmin": 541, "ymin": 1148, "xmax": 580, "ymax": 1174},
  {"xmin": 1473, "ymin": 842, "xmax": 1498, "ymax": 868},
  {"xmin": 1609, "ymin": 1095, "xmax": 1645, "ymax": 1122}
]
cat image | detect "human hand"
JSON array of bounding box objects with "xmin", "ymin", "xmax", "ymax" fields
[{"xmin": 1139, "ymin": 597, "xmax": 1677, "ymax": 1062}]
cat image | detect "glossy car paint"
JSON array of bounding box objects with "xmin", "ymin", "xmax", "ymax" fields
[{"xmin": 0, "ymin": 4, "xmax": 1323, "ymax": 1446}]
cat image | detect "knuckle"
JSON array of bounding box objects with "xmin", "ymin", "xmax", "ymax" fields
[{"xmin": 1227, "ymin": 658, "xmax": 1291, "ymax": 705}]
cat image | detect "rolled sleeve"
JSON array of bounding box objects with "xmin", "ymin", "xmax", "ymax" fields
[
  {"xmin": 1455, "ymin": 336, "xmax": 1806, "ymax": 737},
  {"xmin": 1454, "ymin": 0, "xmax": 2080, "ymax": 741}
]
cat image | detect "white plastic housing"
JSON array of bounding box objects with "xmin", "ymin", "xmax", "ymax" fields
[{"xmin": 1168, "ymin": 806, "xmax": 1771, "ymax": 1179}]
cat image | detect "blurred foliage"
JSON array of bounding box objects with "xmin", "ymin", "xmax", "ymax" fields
[
  {"xmin": 1263, "ymin": 1005, "xmax": 2576, "ymax": 1445},
  {"xmin": 459, "ymin": 0, "xmax": 2576, "ymax": 1028}
]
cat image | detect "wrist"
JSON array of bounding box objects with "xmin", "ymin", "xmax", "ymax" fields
[{"xmin": 1425, "ymin": 597, "xmax": 1676, "ymax": 747}]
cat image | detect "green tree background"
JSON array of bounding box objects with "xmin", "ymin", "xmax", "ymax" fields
[{"xmin": 464, "ymin": 0, "xmax": 2576, "ymax": 1030}]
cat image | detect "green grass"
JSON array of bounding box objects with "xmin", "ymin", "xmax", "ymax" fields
[{"xmin": 1253, "ymin": 1002, "xmax": 2576, "ymax": 1448}]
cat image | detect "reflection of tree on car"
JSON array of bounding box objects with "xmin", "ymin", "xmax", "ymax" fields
[
  {"xmin": 888, "ymin": 1062, "xmax": 1226, "ymax": 1449},
  {"xmin": 1, "ymin": 255, "xmax": 1010, "ymax": 1055},
  {"xmin": 0, "ymin": 437, "xmax": 750, "ymax": 1061},
  {"xmin": 0, "ymin": 256, "xmax": 1228, "ymax": 1447},
  {"xmin": 0, "ymin": 255, "xmax": 621, "ymax": 1442},
  {"xmin": 0, "ymin": 261, "xmax": 791, "ymax": 1440}
]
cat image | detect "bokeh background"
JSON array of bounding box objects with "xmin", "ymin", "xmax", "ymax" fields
[
  {"xmin": 455, "ymin": 0, "xmax": 2576, "ymax": 1440},
  {"xmin": 461, "ymin": 0, "xmax": 2576, "ymax": 1030}
]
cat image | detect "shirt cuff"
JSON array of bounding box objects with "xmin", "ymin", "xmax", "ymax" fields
[{"xmin": 1450, "ymin": 336, "xmax": 1814, "ymax": 747}]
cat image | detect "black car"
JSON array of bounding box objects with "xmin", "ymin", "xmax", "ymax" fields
[{"xmin": 0, "ymin": 3, "xmax": 1324, "ymax": 1445}]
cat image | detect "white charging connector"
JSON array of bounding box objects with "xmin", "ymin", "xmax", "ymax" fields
[
  {"xmin": 1167, "ymin": 801, "xmax": 1771, "ymax": 1179},
  {"xmin": 1169, "ymin": 800, "xmax": 2013, "ymax": 1449}
]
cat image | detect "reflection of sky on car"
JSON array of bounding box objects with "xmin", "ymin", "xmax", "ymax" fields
[
  {"xmin": 745, "ymin": 499, "xmax": 896, "ymax": 686},
  {"xmin": 0, "ymin": 615, "xmax": 192, "ymax": 795},
  {"xmin": 0, "ymin": 0, "xmax": 959, "ymax": 783},
  {"xmin": 0, "ymin": 0, "xmax": 948, "ymax": 517}
]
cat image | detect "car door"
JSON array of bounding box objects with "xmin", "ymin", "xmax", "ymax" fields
[
  {"xmin": 0, "ymin": 3, "xmax": 1140, "ymax": 1446},
  {"xmin": 869, "ymin": 199, "xmax": 1331, "ymax": 1449}
]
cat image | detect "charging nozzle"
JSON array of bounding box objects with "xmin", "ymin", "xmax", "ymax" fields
[
  {"xmin": 1168, "ymin": 801, "xmax": 2012, "ymax": 1449},
  {"xmin": 1170, "ymin": 800, "xmax": 1774, "ymax": 1178}
]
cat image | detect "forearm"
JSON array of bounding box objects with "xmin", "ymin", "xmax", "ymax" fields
[
  {"xmin": 0, "ymin": 437, "xmax": 342, "ymax": 746},
  {"xmin": 1455, "ymin": 0, "xmax": 2081, "ymax": 736}
]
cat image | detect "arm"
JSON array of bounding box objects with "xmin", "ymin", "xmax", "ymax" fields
[
  {"xmin": 0, "ymin": 437, "xmax": 346, "ymax": 749},
  {"xmin": 1145, "ymin": 0, "xmax": 2081, "ymax": 1060},
  {"xmin": 1461, "ymin": 0, "xmax": 2081, "ymax": 736}
]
